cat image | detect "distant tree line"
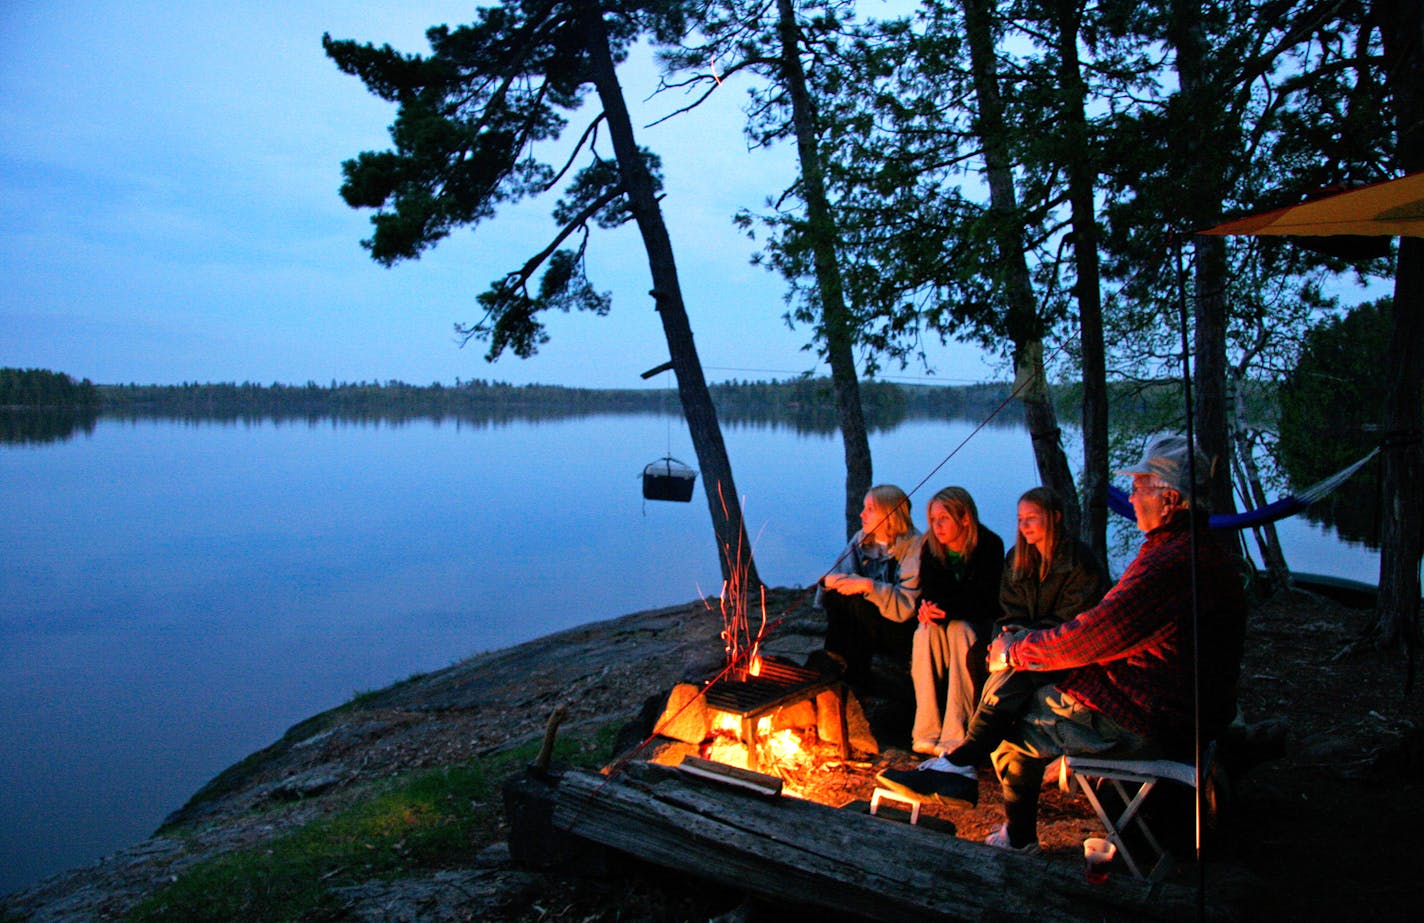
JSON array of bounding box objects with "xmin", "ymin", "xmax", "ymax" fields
[
  {"xmin": 0, "ymin": 368, "xmax": 99, "ymax": 409},
  {"xmin": 0, "ymin": 368, "xmax": 100, "ymax": 446},
  {"xmin": 13, "ymin": 369, "xmax": 1307, "ymax": 441},
  {"xmin": 89, "ymin": 377, "xmax": 1026, "ymax": 432}
]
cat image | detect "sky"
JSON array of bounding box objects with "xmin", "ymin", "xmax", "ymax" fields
[{"xmin": 0, "ymin": 1, "xmax": 1004, "ymax": 390}]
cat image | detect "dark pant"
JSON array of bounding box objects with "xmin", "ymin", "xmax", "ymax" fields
[
  {"xmin": 822, "ymin": 589, "xmax": 915, "ymax": 685},
  {"xmin": 946, "ymin": 666, "xmax": 1063, "ymax": 767},
  {"xmin": 991, "ymin": 686, "xmax": 1158, "ymax": 847}
]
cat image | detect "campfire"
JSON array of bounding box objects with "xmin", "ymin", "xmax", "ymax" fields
[
  {"xmin": 640, "ymin": 661, "xmax": 852, "ymax": 798},
  {"xmin": 705, "ymin": 709, "xmax": 808, "ymax": 774},
  {"xmin": 623, "ymin": 491, "xmax": 860, "ymax": 800}
]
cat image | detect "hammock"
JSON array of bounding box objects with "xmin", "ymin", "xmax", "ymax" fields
[{"xmin": 1107, "ymin": 448, "xmax": 1379, "ymax": 530}]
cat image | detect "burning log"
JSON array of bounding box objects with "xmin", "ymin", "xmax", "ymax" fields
[
  {"xmin": 675, "ymin": 755, "xmax": 783, "ymax": 797},
  {"xmin": 504, "ymin": 761, "xmax": 1252, "ymax": 922}
]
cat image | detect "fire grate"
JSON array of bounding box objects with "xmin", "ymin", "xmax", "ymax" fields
[{"xmin": 704, "ymin": 658, "xmax": 849, "ymax": 773}]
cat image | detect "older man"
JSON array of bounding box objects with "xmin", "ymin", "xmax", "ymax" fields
[{"xmin": 920, "ymin": 434, "xmax": 1247, "ymax": 851}]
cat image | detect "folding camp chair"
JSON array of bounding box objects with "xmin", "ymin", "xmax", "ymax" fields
[{"xmin": 1061, "ymin": 745, "xmax": 1213, "ymax": 881}]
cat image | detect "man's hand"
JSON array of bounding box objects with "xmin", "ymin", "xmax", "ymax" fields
[{"xmin": 987, "ymin": 632, "xmax": 1013, "ymax": 673}]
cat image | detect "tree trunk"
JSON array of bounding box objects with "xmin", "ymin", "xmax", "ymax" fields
[
  {"xmin": 1375, "ymin": 240, "xmax": 1423, "ymax": 651},
  {"xmin": 1228, "ymin": 412, "xmax": 1290, "ymax": 593},
  {"xmin": 1052, "ymin": 0, "xmax": 1110, "ymax": 567},
  {"xmin": 776, "ymin": 0, "xmax": 873, "ymax": 539},
  {"xmin": 1191, "ymin": 235, "xmax": 1237, "ymax": 515},
  {"xmin": 579, "ymin": 7, "xmax": 760, "ymax": 587},
  {"xmin": 961, "ymin": 0, "xmax": 1082, "ymax": 535},
  {"xmin": 1166, "ymin": 2, "xmax": 1238, "ymax": 518},
  {"xmin": 1372, "ymin": 0, "xmax": 1424, "ymax": 653}
]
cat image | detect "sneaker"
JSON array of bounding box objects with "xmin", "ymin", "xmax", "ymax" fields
[
  {"xmin": 912, "ymin": 739, "xmax": 940, "ymax": 756},
  {"xmin": 984, "ymin": 824, "xmax": 1040, "ymax": 854},
  {"xmin": 875, "ymin": 765, "xmax": 979, "ymax": 808},
  {"xmin": 915, "ymin": 755, "xmax": 974, "ymax": 776}
]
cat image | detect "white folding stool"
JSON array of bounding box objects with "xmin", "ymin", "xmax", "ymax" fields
[{"xmin": 1061, "ymin": 751, "xmax": 1207, "ymax": 880}]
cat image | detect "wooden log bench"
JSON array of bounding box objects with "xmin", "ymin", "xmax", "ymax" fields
[{"xmin": 503, "ymin": 760, "xmax": 1253, "ymax": 922}]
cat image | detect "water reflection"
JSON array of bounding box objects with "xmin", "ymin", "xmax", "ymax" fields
[
  {"xmin": 0, "ymin": 408, "xmax": 98, "ymax": 445},
  {"xmin": 54, "ymin": 379, "xmax": 1031, "ymax": 438},
  {"xmin": 1276, "ymin": 436, "xmax": 1384, "ymax": 551},
  {"xmin": 1299, "ymin": 475, "xmax": 1383, "ymax": 550}
]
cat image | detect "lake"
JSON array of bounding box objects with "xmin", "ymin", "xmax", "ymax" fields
[{"xmin": 0, "ymin": 412, "xmax": 1379, "ymax": 894}]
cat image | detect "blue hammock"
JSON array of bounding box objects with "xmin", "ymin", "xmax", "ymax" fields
[{"xmin": 1107, "ymin": 448, "xmax": 1378, "ymax": 530}]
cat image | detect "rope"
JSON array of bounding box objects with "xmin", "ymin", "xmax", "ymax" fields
[{"xmin": 1296, "ymin": 448, "xmax": 1380, "ymax": 504}]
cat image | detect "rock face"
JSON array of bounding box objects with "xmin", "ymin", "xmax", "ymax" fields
[
  {"xmin": 10, "ymin": 585, "xmax": 1416, "ymax": 923},
  {"xmin": 0, "ymin": 589, "xmax": 829, "ymax": 921}
]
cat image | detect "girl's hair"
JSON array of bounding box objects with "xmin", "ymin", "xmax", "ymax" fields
[
  {"xmin": 1012, "ymin": 486, "xmax": 1065, "ymax": 581},
  {"xmin": 863, "ymin": 484, "xmax": 914, "ymax": 545},
  {"xmin": 924, "ymin": 485, "xmax": 980, "ymax": 561}
]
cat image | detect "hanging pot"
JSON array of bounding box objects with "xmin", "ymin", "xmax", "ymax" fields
[{"xmin": 642, "ymin": 455, "xmax": 697, "ymax": 502}]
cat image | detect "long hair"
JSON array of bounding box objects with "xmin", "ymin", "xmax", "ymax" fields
[
  {"xmin": 863, "ymin": 484, "xmax": 914, "ymax": 546},
  {"xmin": 1012, "ymin": 486, "xmax": 1065, "ymax": 581},
  {"xmin": 923, "ymin": 486, "xmax": 980, "ymax": 562}
]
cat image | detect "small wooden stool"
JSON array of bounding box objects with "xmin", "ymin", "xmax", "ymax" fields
[{"xmin": 870, "ymin": 786, "xmax": 922, "ymax": 824}]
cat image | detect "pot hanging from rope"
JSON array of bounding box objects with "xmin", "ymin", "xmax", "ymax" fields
[{"xmin": 642, "ymin": 455, "xmax": 697, "ymax": 502}]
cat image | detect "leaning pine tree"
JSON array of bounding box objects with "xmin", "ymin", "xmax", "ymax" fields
[{"xmin": 324, "ymin": 1, "xmax": 759, "ymax": 586}]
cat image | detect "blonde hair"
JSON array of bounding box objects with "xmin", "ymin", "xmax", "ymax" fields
[
  {"xmin": 863, "ymin": 484, "xmax": 914, "ymax": 545},
  {"xmin": 924, "ymin": 486, "xmax": 980, "ymax": 561},
  {"xmin": 1012, "ymin": 486, "xmax": 1065, "ymax": 581}
]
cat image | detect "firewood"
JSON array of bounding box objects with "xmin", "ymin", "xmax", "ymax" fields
[{"xmin": 675, "ymin": 755, "xmax": 783, "ymax": 797}]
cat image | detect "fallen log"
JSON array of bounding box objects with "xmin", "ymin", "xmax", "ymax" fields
[{"xmin": 504, "ymin": 761, "xmax": 1251, "ymax": 922}]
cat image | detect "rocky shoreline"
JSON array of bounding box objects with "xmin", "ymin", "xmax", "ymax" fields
[
  {"xmin": 1, "ymin": 589, "xmax": 826, "ymax": 922},
  {"xmin": 5, "ymin": 585, "xmax": 1421, "ymax": 921}
]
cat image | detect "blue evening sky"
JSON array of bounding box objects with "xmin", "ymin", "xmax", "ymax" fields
[{"xmin": 1, "ymin": 1, "xmax": 1004, "ymax": 389}]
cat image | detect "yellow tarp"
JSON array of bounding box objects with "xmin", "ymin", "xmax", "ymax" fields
[{"xmin": 1199, "ymin": 172, "xmax": 1424, "ymax": 238}]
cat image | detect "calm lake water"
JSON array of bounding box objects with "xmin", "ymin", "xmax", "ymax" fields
[{"xmin": 0, "ymin": 413, "xmax": 1378, "ymax": 894}]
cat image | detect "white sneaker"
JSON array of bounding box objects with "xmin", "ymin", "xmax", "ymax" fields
[
  {"xmin": 917, "ymin": 755, "xmax": 976, "ymax": 779},
  {"xmin": 984, "ymin": 823, "xmax": 1040, "ymax": 854}
]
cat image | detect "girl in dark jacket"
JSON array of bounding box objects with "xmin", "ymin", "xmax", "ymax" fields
[
  {"xmin": 908, "ymin": 486, "xmax": 1005, "ymax": 756},
  {"xmin": 881, "ymin": 486, "xmax": 1108, "ymax": 806}
]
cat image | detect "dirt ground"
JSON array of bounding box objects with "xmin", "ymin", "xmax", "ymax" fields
[
  {"xmin": 585, "ymin": 587, "xmax": 1424, "ymax": 921},
  {"xmin": 1212, "ymin": 589, "xmax": 1423, "ymax": 920}
]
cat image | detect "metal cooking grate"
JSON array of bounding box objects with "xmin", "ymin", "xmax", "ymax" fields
[
  {"xmin": 704, "ymin": 659, "xmax": 833, "ymax": 717},
  {"xmin": 701, "ymin": 658, "xmax": 848, "ymax": 773}
]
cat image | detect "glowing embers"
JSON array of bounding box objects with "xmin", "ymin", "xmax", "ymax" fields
[
  {"xmin": 704, "ymin": 707, "xmax": 818, "ymax": 790},
  {"xmin": 702, "ymin": 658, "xmax": 850, "ymax": 781},
  {"xmin": 640, "ymin": 668, "xmax": 854, "ymax": 805}
]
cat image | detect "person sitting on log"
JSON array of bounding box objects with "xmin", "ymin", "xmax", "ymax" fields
[
  {"xmin": 812, "ymin": 484, "xmax": 922, "ymax": 688},
  {"xmin": 878, "ymin": 485, "xmax": 1108, "ymax": 806},
  {"xmin": 905, "ymin": 486, "xmax": 1005, "ymax": 758}
]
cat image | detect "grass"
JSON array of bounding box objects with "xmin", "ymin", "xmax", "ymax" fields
[
  {"xmin": 127, "ymin": 723, "xmax": 618, "ymax": 922},
  {"xmin": 159, "ymin": 674, "xmax": 436, "ymax": 833}
]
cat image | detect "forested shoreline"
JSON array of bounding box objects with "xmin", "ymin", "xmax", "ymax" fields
[
  {"xmin": 90, "ymin": 376, "xmax": 1027, "ymax": 430},
  {"xmin": 0, "ymin": 368, "xmax": 100, "ymax": 410},
  {"xmin": 3, "ymin": 367, "xmax": 1273, "ymax": 436}
]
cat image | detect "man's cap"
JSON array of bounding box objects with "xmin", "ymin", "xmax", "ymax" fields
[{"xmin": 1115, "ymin": 434, "xmax": 1208, "ymax": 495}]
